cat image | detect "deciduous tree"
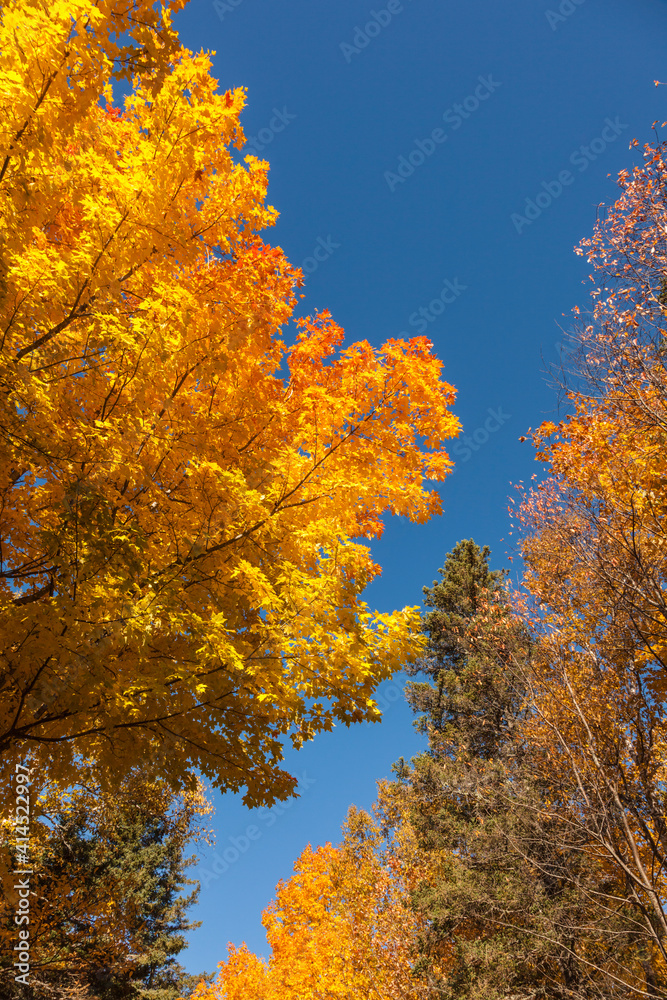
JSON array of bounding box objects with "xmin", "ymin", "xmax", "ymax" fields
[
  {"xmin": 193, "ymin": 801, "xmax": 435, "ymax": 1000},
  {"xmin": 515, "ymin": 132, "xmax": 667, "ymax": 996},
  {"xmin": 0, "ymin": 0, "xmax": 459, "ymax": 806}
]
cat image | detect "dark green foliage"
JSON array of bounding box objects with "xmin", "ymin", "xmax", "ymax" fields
[
  {"xmin": 47, "ymin": 802, "xmax": 202, "ymax": 999},
  {"xmin": 405, "ymin": 538, "xmax": 516, "ymax": 757},
  {"xmin": 0, "ymin": 778, "xmax": 211, "ymax": 1000}
]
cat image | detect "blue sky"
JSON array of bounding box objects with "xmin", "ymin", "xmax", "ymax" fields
[{"xmin": 165, "ymin": 0, "xmax": 667, "ymax": 978}]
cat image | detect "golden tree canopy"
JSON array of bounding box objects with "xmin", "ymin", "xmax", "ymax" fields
[
  {"xmin": 196, "ymin": 799, "xmax": 436, "ymax": 1000},
  {"xmin": 0, "ymin": 0, "xmax": 459, "ymax": 804}
]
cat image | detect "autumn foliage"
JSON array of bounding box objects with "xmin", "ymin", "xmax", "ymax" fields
[
  {"xmin": 194, "ymin": 796, "xmax": 440, "ymax": 1000},
  {"xmin": 6, "ymin": 1, "xmax": 667, "ymax": 998},
  {"xmin": 0, "ymin": 0, "xmax": 459, "ymax": 808},
  {"xmin": 513, "ymin": 133, "xmax": 667, "ymax": 993},
  {"xmin": 200, "ymin": 134, "xmax": 667, "ymax": 999}
]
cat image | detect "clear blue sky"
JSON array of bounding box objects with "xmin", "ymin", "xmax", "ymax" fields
[{"xmin": 163, "ymin": 0, "xmax": 667, "ymax": 978}]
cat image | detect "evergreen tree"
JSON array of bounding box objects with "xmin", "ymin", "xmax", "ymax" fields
[
  {"xmin": 405, "ymin": 538, "xmax": 515, "ymax": 756},
  {"xmin": 0, "ymin": 774, "xmax": 212, "ymax": 1000},
  {"xmin": 397, "ymin": 541, "xmax": 652, "ymax": 1000}
]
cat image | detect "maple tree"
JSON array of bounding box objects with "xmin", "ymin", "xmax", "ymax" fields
[
  {"xmin": 0, "ymin": 0, "xmax": 459, "ymax": 806},
  {"xmin": 193, "ymin": 795, "xmax": 438, "ymax": 1000}
]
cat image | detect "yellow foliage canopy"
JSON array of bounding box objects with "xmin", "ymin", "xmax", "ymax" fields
[
  {"xmin": 0, "ymin": 1, "xmax": 459, "ymax": 804},
  {"xmin": 195, "ymin": 799, "xmax": 436, "ymax": 1000}
]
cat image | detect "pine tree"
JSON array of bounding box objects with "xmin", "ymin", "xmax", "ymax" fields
[
  {"xmin": 405, "ymin": 539, "xmax": 515, "ymax": 756},
  {"xmin": 0, "ymin": 775, "xmax": 212, "ymax": 999},
  {"xmin": 397, "ymin": 541, "xmax": 649, "ymax": 1000}
]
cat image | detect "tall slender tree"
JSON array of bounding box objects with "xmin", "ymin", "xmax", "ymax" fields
[
  {"xmin": 405, "ymin": 539, "xmax": 511, "ymax": 752},
  {"xmin": 513, "ymin": 132, "xmax": 667, "ymax": 997}
]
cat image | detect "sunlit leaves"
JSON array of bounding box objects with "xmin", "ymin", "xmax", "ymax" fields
[
  {"xmin": 194, "ymin": 796, "xmax": 436, "ymax": 1000},
  {"xmin": 0, "ymin": 0, "xmax": 459, "ymax": 807},
  {"xmin": 517, "ymin": 133, "xmax": 667, "ymax": 987}
]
